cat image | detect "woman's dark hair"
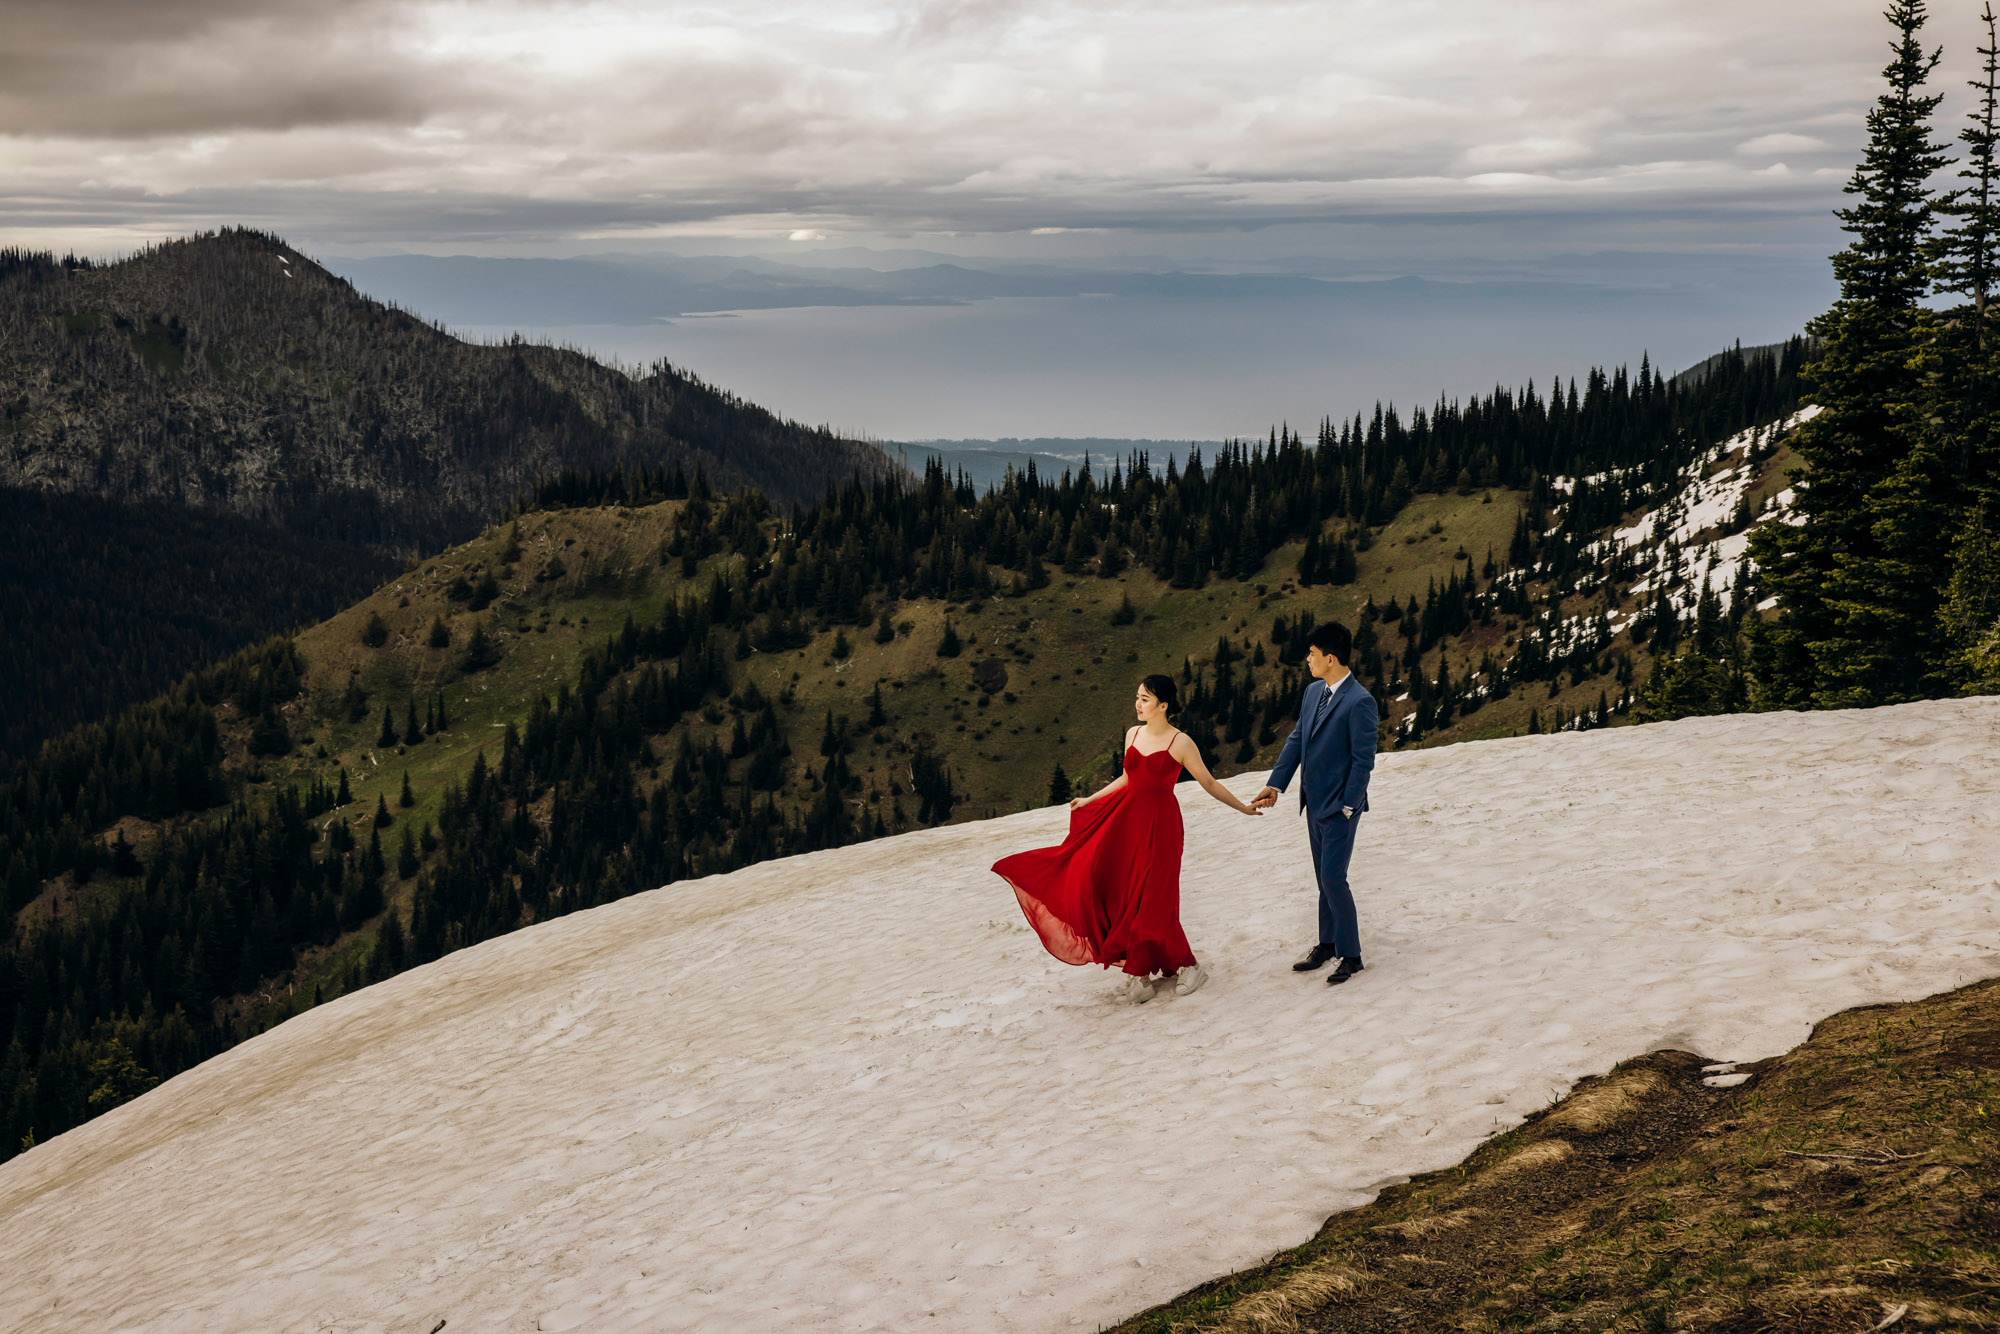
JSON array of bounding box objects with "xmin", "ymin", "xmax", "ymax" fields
[{"xmin": 1138, "ymin": 673, "xmax": 1182, "ymax": 718}]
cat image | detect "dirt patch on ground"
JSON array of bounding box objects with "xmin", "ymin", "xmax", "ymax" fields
[{"xmin": 1111, "ymin": 978, "xmax": 2000, "ymax": 1333}]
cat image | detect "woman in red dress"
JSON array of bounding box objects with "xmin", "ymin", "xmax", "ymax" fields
[{"xmin": 993, "ymin": 674, "xmax": 1263, "ymax": 1002}]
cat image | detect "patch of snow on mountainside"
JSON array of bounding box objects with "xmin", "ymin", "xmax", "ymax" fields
[
  {"xmin": 1, "ymin": 698, "xmax": 1994, "ymax": 1334},
  {"xmin": 1615, "ymin": 404, "xmax": 1821, "ymax": 613}
]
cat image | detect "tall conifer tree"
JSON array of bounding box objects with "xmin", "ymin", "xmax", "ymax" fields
[
  {"xmin": 1752, "ymin": 0, "xmax": 1950, "ymax": 706},
  {"xmin": 1933, "ymin": 3, "xmax": 2000, "ymax": 689}
]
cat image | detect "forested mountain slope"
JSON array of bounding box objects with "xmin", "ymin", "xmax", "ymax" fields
[
  {"xmin": 0, "ymin": 338, "xmax": 1811, "ymax": 1159},
  {"xmin": 0, "ymin": 231, "xmax": 894, "ymax": 547},
  {"xmin": 0, "ymin": 229, "xmax": 896, "ymax": 761},
  {"xmin": 0, "ymin": 489, "xmax": 394, "ymax": 762}
]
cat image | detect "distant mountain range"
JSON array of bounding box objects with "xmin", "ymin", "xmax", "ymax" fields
[
  {"xmin": 0, "ymin": 230, "xmax": 895, "ymax": 548},
  {"xmin": 891, "ymin": 438, "xmax": 1221, "ymax": 493},
  {"xmin": 0, "ymin": 229, "xmax": 896, "ymax": 761},
  {"xmin": 325, "ymin": 250, "xmax": 1754, "ymax": 328}
]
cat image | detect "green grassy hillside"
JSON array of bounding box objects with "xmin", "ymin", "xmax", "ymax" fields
[
  {"xmin": 2, "ymin": 336, "xmax": 1816, "ymax": 1157},
  {"xmin": 277, "ymin": 487, "xmax": 1528, "ymax": 853},
  {"xmin": 150, "ymin": 450, "xmax": 1783, "ymax": 1025}
]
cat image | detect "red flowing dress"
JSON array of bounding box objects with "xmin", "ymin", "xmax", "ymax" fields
[{"xmin": 993, "ymin": 737, "xmax": 1197, "ymax": 978}]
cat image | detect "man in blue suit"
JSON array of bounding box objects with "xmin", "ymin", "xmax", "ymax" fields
[{"xmin": 1252, "ymin": 621, "xmax": 1378, "ymax": 986}]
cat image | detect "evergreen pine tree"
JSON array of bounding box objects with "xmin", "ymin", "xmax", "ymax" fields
[
  {"xmin": 434, "ymin": 692, "xmax": 450, "ymax": 731},
  {"xmin": 874, "ymin": 609, "xmax": 895, "ymax": 644},
  {"xmin": 336, "ymin": 766, "xmax": 352, "ymax": 805},
  {"xmin": 361, "ymin": 611, "xmax": 388, "ymax": 648},
  {"xmin": 1330, "ymin": 537, "xmax": 1359, "ymax": 584},
  {"xmin": 399, "ymin": 770, "xmax": 415, "ymax": 809},
  {"xmin": 373, "ymin": 793, "xmax": 393, "ymax": 828},
  {"xmin": 342, "ymin": 672, "xmax": 370, "ymax": 723},
  {"xmin": 428, "ymin": 615, "xmax": 451, "ymax": 649},
  {"xmin": 1046, "ymin": 762, "xmax": 1072, "ymax": 806},
  {"xmin": 1932, "ymin": 1, "xmax": 2000, "ymax": 346},
  {"xmin": 1753, "ymin": 0, "xmax": 1951, "ymax": 707},
  {"xmin": 1097, "ymin": 539, "xmax": 1126, "ymax": 577},
  {"xmin": 248, "ymin": 707, "xmax": 291, "ymax": 757},
  {"xmin": 377, "ymin": 705, "xmax": 397, "ymax": 749},
  {"xmin": 1941, "ymin": 494, "xmax": 2000, "ymax": 688},
  {"xmin": 1931, "ymin": 6, "xmax": 2000, "ymax": 692},
  {"xmin": 936, "ymin": 620, "xmax": 961, "ymax": 657},
  {"xmin": 402, "ymin": 698, "xmax": 422, "ymax": 746},
  {"xmin": 362, "ymin": 826, "xmax": 387, "ymax": 888},
  {"xmin": 396, "ymin": 826, "xmax": 419, "ymax": 879},
  {"xmin": 371, "ymin": 909, "xmax": 406, "ymax": 981},
  {"xmin": 1297, "ymin": 530, "xmax": 1323, "ymax": 585},
  {"xmin": 1693, "ymin": 573, "xmax": 1725, "ymax": 656},
  {"xmin": 460, "ymin": 621, "xmax": 500, "ymax": 672}
]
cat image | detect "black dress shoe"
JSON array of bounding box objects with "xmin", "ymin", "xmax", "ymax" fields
[
  {"xmin": 1325, "ymin": 957, "xmax": 1365, "ymax": 986},
  {"xmin": 1292, "ymin": 944, "xmax": 1339, "ymax": 972}
]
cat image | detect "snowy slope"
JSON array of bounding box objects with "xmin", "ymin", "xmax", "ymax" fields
[
  {"xmin": 4, "ymin": 699, "xmax": 1998, "ymax": 1334},
  {"xmin": 1613, "ymin": 403, "xmax": 1822, "ymax": 612}
]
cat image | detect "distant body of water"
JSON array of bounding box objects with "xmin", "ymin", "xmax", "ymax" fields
[{"xmin": 452, "ymin": 275, "xmax": 1830, "ymax": 441}]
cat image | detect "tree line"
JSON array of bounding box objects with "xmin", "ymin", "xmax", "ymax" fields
[
  {"xmin": 0, "ymin": 321, "xmax": 1812, "ymax": 1158},
  {"xmin": 1741, "ymin": 0, "xmax": 2000, "ymax": 706},
  {"xmin": 0, "ymin": 486, "xmax": 392, "ymax": 763}
]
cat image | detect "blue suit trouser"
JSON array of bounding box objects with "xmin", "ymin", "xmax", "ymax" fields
[{"xmin": 1306, "ymin": 811, "xmax": 1361, "ymax": 958}]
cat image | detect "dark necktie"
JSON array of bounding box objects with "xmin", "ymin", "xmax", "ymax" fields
[{"xmin": 1315, "ymin": 682, "xmax": 1336, "ymax": 729}]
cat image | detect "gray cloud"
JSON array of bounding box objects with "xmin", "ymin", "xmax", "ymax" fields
[
  {"xmin": 0, "ymin": 0, "xmax": 458, "ymax": 137},
  {"xmin": 0, "ymin": 0, "xmax": 1985, "ymax": 262}
]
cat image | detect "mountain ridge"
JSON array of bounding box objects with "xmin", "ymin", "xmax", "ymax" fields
[{"xmin": 0, "ymin": 229, "xmax": 897, "ymax": 549}]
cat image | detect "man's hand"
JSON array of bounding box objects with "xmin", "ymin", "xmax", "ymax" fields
[{"xmin": 1250, "ymin": 786, "xmax": 1280, "ymax": 810}]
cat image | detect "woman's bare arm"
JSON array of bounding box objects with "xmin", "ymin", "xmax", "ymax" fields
[{"xmin": 1171, "ymin": 733, "xmax": 1262, "ymax": 815}]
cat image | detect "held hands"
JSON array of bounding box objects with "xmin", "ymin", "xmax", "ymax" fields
[{"xmin": 1249, "ymin": 786, "xmax": 1280, "ymax": 811}]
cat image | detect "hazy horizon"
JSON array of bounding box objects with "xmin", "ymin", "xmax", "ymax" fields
[{"xmin": 326, "ymin": 248, "xmax": 1827, "ymax": 440}]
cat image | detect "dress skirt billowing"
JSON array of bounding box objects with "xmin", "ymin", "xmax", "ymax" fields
[{"xmin": 992, "ymin": 746, "xmax": 1196, "ymax": 977}]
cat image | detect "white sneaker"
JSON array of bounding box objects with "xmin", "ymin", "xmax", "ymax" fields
[
  {"xmin": 1125, "ymin": 975, "xmax": 1157, "ymax": 1004},
  {"xmin": 1174, "ymin": 965, "xmax": 1208, "ymax": 997}
]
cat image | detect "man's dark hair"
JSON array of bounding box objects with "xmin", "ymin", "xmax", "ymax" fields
[{"xmin": 1306, "ymin": 621, "xmax": 1353, "ymax": 666}]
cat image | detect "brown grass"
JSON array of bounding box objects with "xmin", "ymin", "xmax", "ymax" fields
[
  {"xmin": 1485, "ymin": 1139, "xmax": 1575, "ymax": 1180},
  {"xmin": 1107, "ymin": 977, "xmax": 2000, "ymax": 1333},
  {"xmin": 1542, "ymin": 1067, "xmax": 1668, "ymax": 1135}
]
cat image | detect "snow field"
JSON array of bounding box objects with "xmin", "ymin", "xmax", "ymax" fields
[
  {"xmin": 1613, "ymin": 404, "xmax": 1823, "ymax": 613},
  {"xmin": 1, "ymin": 694, "xmax": 1997, "ymax": 1333}
]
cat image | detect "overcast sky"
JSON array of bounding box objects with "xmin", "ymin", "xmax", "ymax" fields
[
  {"xmin": 6, "ymin": 2, "xmax": 1991, "ymax": 438},
  {"xmin": 5, "ymin": 0, "xmax": 1991, "ymax": 266}
]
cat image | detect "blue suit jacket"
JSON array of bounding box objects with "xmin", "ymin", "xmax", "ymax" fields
[{"xmin": 1268, "ymin": 674, "xmax": 1378, "ymax": 822}]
